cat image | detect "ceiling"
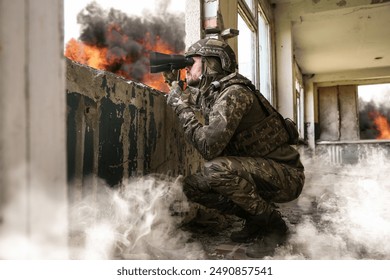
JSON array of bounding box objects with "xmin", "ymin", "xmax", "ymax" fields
[{"xmin": 271, "ymin": 0, "xmax": 390, "ymax": 75}]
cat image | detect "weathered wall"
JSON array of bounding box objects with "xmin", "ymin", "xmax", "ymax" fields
[
  {"xmin": 318, "ymin": 86, "xmax": 340, "ymax": 141},
  {"xmin": 318, "ymin": 85, "xmax": 359, "ymax": 141},
  {"xmin": 66, "ymin": 59, "xmax": 203, "ymax": 200}
]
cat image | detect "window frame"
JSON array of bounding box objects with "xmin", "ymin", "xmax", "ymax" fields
[{"xmin": 237, "ymin": 0, "xmax": 274, "ymax": 102}]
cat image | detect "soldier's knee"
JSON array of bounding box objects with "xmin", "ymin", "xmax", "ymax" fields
[
  {"xmin": 204, "ymin": 157, "xmax": 232, "ymax": 177},
  {"xmin": 183, "ymin": 174, "xmax": 210, "ymax": 196},
  {"xmin": 293, "ymin": 172, "xmax": 305, "ymax": 199}
]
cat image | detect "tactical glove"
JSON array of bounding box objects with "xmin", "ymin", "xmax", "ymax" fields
[
  {"xmin": 162, "ymin": 69, "xmax": 179, "ymax": 88},
  {"xmin": 166, "ymin": 81, "xmax": 190, "ymax": 115}
]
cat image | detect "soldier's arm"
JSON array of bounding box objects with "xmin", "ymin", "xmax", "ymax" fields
[{"xmin": 176, "ymin": 85, "xmax": 254, "ymax": 160}]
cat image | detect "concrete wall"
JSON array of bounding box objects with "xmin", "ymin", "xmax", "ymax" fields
[
  {"xmin": 315, "ymin": 141, "xmax": 390, "ymax": 166},
  {"xmin": 317, "ymin": 84, "xmax": 362, "ymax": 143},
  {"xmin": 66, "ymin": 59, "xmax": 203, "ymax": 202},
  {"xmin": 318, "ymin": 86, "xmax": 340, "ymax": 141},
  {"xmin": 0, "ymin": 0, "xmax": 68, "ymax": 258},
  {"xmin": 0, "ymin": 0, "xmax": 203, "ymax": 258}
]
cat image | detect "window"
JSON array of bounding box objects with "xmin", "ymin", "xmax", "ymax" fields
[
  {"xmin": 244, "ymin": 0, "xmax": 254, "ymax": 13},
  {"xmin": 317, "ymin": 83, "xmax": 390, "ymax": 142},
  {"xmin": 358, "ymin": 83, "xmax": 390, "ymax": 140},
  {"xmin": 237, "ymin": 14, "xmax": 255, "ymax": 84},
  {"xmin": 258, "ymin": 9, "xmax": 272, "ymax": 101},
  {"xmin": 237, "ymin": 1, "xmax": 273, "ymax": 101}
]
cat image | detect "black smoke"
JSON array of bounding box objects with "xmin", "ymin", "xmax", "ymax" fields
[
  {"xmin": 359, "ymin": 98, "xmax": 390, "ymax": 139},
  {"xmin": 76, "ymin": 1, "xmax": 186, "ymax": 81}
]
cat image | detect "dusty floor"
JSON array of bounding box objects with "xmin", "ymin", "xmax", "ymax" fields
[
  {"xmin": 67, "ymin": 150, "xmax": 389, "ymax": 260},
  {"xmin": 180, "ymin": 200, "xmax": 309, "ymax": 260},
  {"xmin": 179, "ymin": 156, "xmax": 390, "ymax": 260}
]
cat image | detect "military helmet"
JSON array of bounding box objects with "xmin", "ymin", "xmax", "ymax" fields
[{"xmin": 185, "ymin": 38, "xmax": 237, "ymax": 73}]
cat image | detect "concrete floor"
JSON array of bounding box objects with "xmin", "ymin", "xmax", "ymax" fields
[
  {"xmin": 64, "ymin": 148, "xmax": 390, "ymax": 260},
  {"xmin": 181, "ymin": 201, "xmax": 306, "ymax": 260},
  {"xmin": 182, "ymin": 151, "xmax": 390, "ymax": 260}
]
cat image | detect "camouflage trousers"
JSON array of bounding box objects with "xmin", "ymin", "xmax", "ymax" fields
[{"xmin": 183, "ymin": 156, "xmax": 304, "ymax": 217}]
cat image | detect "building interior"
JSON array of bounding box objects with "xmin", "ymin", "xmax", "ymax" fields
[{"xmin": 1, "ymin": 0, "xmax": 390, "ymax": 259}]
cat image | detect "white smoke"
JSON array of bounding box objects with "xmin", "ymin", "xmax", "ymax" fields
[
  {"xmin": 2, "ymin": 147, "xmax": 390, "ymax": 260},
  {"xmin": 0, "ymin": 171, "xmax": 204, "ymax": 259},
  {"xmin": 0, "ymin": 166, "xmax": 68, "ymax": 259},
  {"xmin": 69, "ymin": 175, "xmax": 205, "ymax": 260},
  {"xmin": 271, "ymin": 147, "xmax": 390, "ymax": 259}
]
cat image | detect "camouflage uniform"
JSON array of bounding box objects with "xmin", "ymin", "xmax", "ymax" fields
[{"xmin": 167, "ymin": 37, "xmax": 304, "ymax": 226}]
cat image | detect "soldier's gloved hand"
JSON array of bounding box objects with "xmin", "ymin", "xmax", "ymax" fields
[
  {"xmin": 162, "ymin": 69, "xmax": 179, "ymax": 88},
  {"xmin": 167, "ymin": 81, "xmax": 190, "ymax": 115}
]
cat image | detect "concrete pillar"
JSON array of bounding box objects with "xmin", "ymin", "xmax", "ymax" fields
[
  {"xmin": 304, "ymin": 79, "xmax": 316, "ymax": 149},
  {"xmin": 185, "ymin": 0, "xmax": 203, "ymax": 48},
  {"xmin": 0, "ymin": 0, "xmax": 68, "ymax": 258},
  {"xmin": 274, "ymin": 3, "xmax": 295, "ymax": 119}
]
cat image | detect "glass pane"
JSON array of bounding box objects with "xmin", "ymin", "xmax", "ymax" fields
[
  {"xmin": 237, "ymin": 14, "xmax": 255, "ymax": 84},
  {"xmin": 258, "ymin": 12, "xmax": 271, "ymax": 100},
  {"xmin": 244, "ymin": 0, "xmax": 254, "ymax": 11}
]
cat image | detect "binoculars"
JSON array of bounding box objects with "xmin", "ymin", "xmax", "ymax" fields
[{"xmin": 149, "ymin": 52, "xmax": 194, "ymax": 73}]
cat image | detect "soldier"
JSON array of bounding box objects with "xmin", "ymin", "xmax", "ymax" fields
[{"xmin": 164, "ymin": 35, "xmax": 305, "ymax": 257}]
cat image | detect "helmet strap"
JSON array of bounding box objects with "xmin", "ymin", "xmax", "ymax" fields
[{"xmin": 197, "ymin": 57, "xmax": 207, "ymax": 89}]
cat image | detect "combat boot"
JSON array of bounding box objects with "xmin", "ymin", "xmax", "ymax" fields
[
  {"xmin": 267, "ymin": 209, "xmax": 288, "ymax": 235},
  {"xmin": 245, "ymin": 232, "xmax": 288, "ymax": 258},
  {"xmin": 245, "ymin": 210, "xmax": 289, "ymax": 258},
  {"xmin": 230, "ymin": 213, "xmax": 268, "ymax": 243},
  {"xmin": 230, "ymin": 209, "xmax": 287, "ymax": 243}
]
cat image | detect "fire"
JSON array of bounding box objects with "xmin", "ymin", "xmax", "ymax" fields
[
  {"xmin": 64, "ymin": 24, "xmax": 181, "ymax": 92},
  {"xmin": 370, "ymin": 112, "xmax": 390, "ymax": 139},
  {"xmin": 65, "ymin": 38, "xmax": 109, "ymax": 70}
]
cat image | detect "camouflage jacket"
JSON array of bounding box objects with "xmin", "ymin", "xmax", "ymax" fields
[{"xmin": 176, "ymin": 74, "xmax": 303, "ymax": 169}]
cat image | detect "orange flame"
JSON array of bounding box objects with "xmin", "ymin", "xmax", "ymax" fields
[
  {"xmin": 64, "ymin": 24, "xmax": 183, "ymax": 92},
  {"xmin": 65, "ymin": 38, "xmax": 109, "ymax": 70},
  {"xmin": 371, "ymin": 112, "xmax": 390, "ymax": 139}
]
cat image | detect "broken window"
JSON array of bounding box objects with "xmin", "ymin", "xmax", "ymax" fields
[{"xmin": 358, "ymin": 83, "xmax": 390, "ymax": 140}]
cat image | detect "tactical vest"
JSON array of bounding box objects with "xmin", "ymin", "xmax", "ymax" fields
[{"xmin": 213, "ymin": 73, "xmax": 299, "ymax": 157}]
